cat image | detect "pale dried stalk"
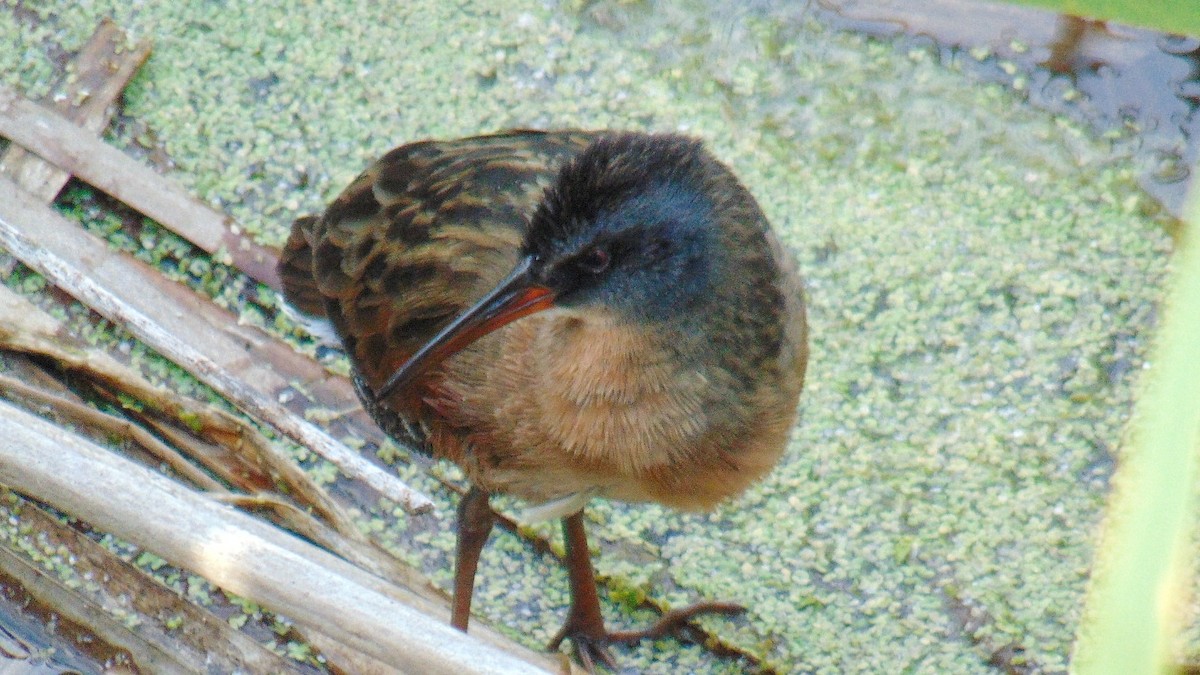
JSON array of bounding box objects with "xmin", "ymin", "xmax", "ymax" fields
[
  {"xmin": 0, "ymin": 81, "xmax": 279, "ymax": 286},
  {"xmin": 0, "ymin": 283, "xmax": 363, "ymax": 534},
  {"xmin": 0, "ymin": 369, "xmax": 225, "ymax": 491},
  {"xmin": 0, "ymin": 19, "xmax": 150, "ymax": 202},
  {"xmin": 0, "ymin": 489, "xmax": 302, "ymax": 674},
  {"xmin": 0, "ymin": 400, "xmax": 552, "ymax": 675},
  {"xmin": 0, "ymin": 285, "xmax": 470, "ymax": 653},
  {"xmin": 0, "ymin": 191, "xmax": 432, "ymax": 513}
]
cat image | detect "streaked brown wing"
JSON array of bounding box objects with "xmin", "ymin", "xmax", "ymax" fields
[
  {"xmin": 280, "ymin": 129, "xmax": 597, "ymax": 388},
  {"xmin": 278, "ymin": 215, "xmax": 325, "ymax": 317}
]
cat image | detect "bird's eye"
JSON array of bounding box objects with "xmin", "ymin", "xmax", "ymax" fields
[{"xmin": 578, "ymin": 246, "xmax": 611, "ymax": 275}]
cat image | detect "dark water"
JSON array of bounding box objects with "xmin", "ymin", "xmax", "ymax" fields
[
  {"xmin": 0, "ymin": 567, "xmax": 116, "ymax": 675},
  {"xmin": 816, "ymin": 0, "xmax": 1200, "ymax": 220}
]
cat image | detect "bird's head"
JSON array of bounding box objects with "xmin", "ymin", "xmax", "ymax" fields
[{"xmin": 376, "ymin": 132, "xmax": 763, "ymax": 400}]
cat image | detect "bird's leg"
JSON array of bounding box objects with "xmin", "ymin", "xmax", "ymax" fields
[
  {"xmin": 547, "ymin": 510, "xmax": 620, "ymax": 671},
  {"xmin": 548, "ymin": 511, "xmax": 747, "ymax": 671},
  {"xmin": 451, "ymin": 485, "xmax": 495, "ymax": 631}
]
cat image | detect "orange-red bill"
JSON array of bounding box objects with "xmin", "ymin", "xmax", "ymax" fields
[{"xmin": 376, "ymin": 256, "xmax": 553, "ymax": 400}]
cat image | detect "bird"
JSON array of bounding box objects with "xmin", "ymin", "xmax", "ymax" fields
[{"xmin": 278, "ymin": 129, "xmax": 808, "ymax": 670}]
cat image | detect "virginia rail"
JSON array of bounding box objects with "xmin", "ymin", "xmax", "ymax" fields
[{"xmin": 279, "ymin": 130, "xmax": 808, "ymax": 669}]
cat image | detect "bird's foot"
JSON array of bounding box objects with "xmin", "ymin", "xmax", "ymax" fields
[
  {"xmin": 547, "ymin": 601, "xmax": 745, "ymax": 672},
  {"xmin": 548, "ymin": 611, "xmax": 620, "ymax": 673},
  {"xmin": 551, "ymin": 631, "xmax": 620, "ymax": 673}
]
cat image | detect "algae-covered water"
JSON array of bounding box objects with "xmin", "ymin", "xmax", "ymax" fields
[{"xmin": 0, "ymin": 1, "xmax": 1179, "ymax": 672}]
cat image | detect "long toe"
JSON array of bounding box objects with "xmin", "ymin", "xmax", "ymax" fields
[
  {"xmin": 548, "ymin": 624, "xmax": 620, "ymax": 673},
  {"xmin": 574, "ymin": 635, "xmax": 621, "ymax": 673},
  {"xmin": 607, "ymin": 601, "xmax": 746, "ymax": 645}
]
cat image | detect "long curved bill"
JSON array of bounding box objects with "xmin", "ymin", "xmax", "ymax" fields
[{"xmin": 376, "ymin": 256, "xmax": 554, "ymax": 400}]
